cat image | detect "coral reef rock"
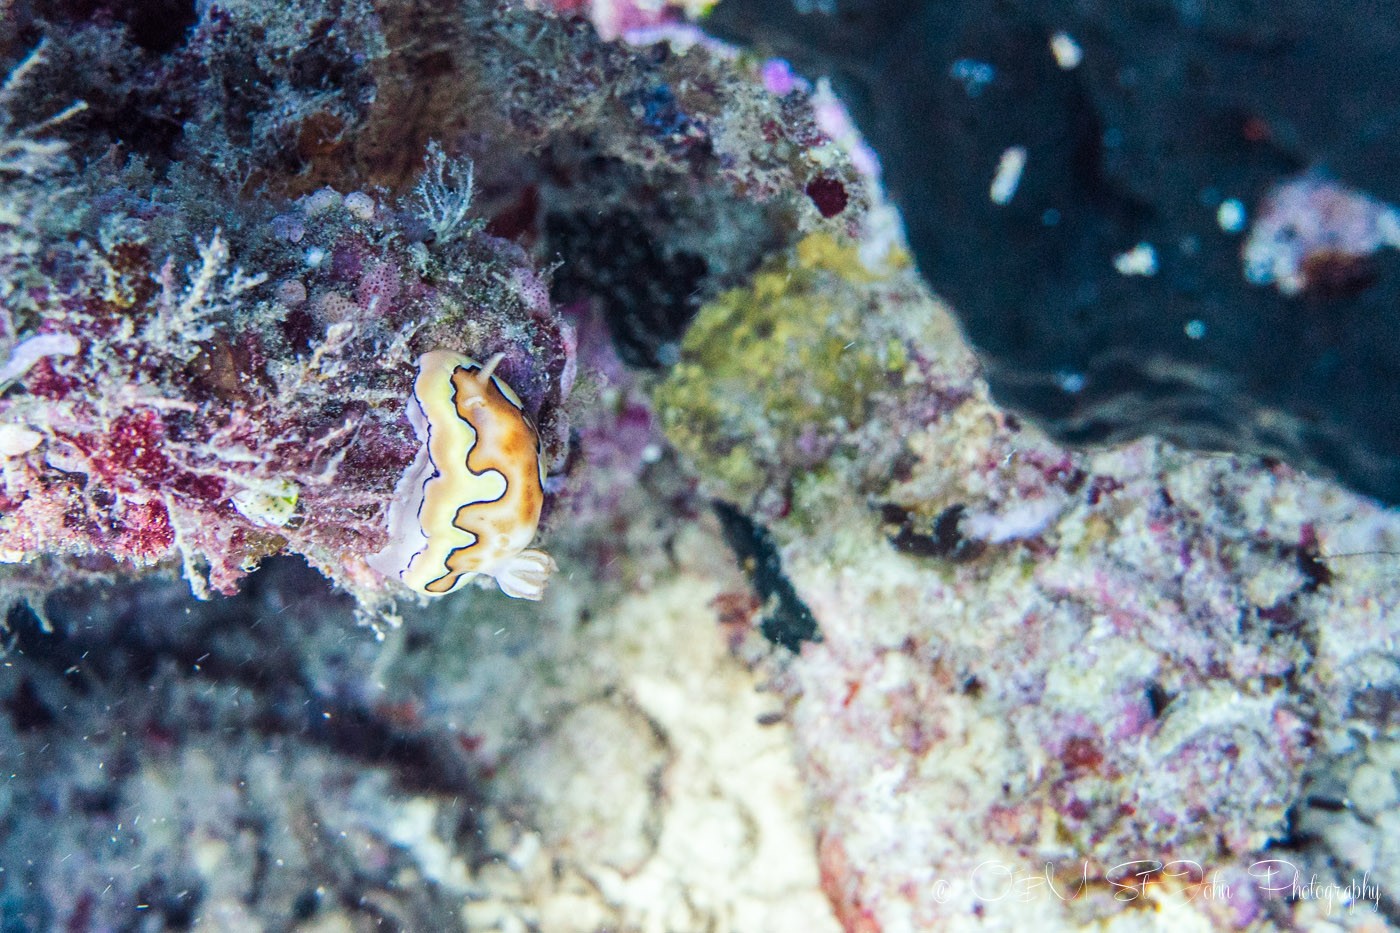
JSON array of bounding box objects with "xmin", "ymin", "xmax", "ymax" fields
[{"xmin": 656, "ymin": 233, "xmax": 1400, "ymax": 929}]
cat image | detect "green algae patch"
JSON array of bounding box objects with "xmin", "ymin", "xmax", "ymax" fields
[{"xmin": 655, "ymin": 235, "xmax": 906, "ymax": 508}]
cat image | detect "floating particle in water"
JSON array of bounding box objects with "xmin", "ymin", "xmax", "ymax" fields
[
  {"xmin": 990, "ymin": 146, "xmax": 1027, "ymax": 205},
  {"xmin": 1049, "ymin": 32, "xmax": 1082, "ymax": 69},
  {"xmin": 950, "ymin": 58, "xmax": 995, "ymax": 97},
  {"xmin": 1184, "ymin": 319, "xmax": 1206, "ymax": 339},
  {"xmin": 1113, "ymin": 242, "xmax": 1158, "ymax": 276},
  {"xmin": 1217, "ymin": 198, "xmax": 1246, "ymax": 234},
  {"xmin": 1057, "ymin": 370, "xmax": 1086, "ymax": 393}
]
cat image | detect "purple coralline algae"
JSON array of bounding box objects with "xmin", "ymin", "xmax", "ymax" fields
[
  {"xmin": 0, "ymin": 0, "xmax": 859, "ymax": 609},
  {"xmin": 0, "ymin": 145, "xmax": 566, "ymax": 602},
  {"xmin": 0, "ymin": 31, "xmax": 571, "ymax": 607}
]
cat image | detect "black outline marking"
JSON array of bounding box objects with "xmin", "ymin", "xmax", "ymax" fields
[{"xmin": 421, "ymin": 362, "xmax": 523, "ymax": 594}]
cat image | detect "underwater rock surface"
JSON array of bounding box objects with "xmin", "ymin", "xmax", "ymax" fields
[
  {"xmin": 709, "ymin": 0, "xmax": 1400, "ymax": 505},
  {"xmin": 2, "ymin": 0, "xmax": 1400, "ymax": 930},
  {"xmin": 0, "ymin": 0, "xmax": 860, "ymax": 606},
  {"xmin": 656, "ymin": 234, "xmax": 1400, "ymax": 928}
]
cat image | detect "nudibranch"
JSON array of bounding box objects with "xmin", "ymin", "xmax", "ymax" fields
[{"xmin": 368, "ymin": 350, "xmax": 556, "ymax": 600}]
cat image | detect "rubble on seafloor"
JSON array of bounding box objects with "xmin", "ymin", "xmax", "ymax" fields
[
  {"xmin": 2, "ymin": 0, "xmax": 1400, "ymax": 931},
  {"xmin": 0, "ymin": 520, "xmax": 838, "ymax": 931}
]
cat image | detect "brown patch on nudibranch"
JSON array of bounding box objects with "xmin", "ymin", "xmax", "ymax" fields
[{"xmin": 368, "ymin": 351, "xmax": 555, "ymax": 599}]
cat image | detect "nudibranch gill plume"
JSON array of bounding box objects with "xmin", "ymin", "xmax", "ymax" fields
[{"xmin": 368, "ymin": 350, "xmax": 556, "ymax": 600}]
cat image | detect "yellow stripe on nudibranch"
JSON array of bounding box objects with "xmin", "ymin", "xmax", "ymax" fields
[{"xmin": 368, "ymin": 350, "xmax": 556, "ymax": 600}]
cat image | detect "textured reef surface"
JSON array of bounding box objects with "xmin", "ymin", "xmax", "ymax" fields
[
  {"xmin": 3, "ymin": 0, "xmax": 1400, "ymax": 931},
  {"xmin": 0, "ymin": 0, "xmax": 859, "ymax": 610},
  {"xmin": 657, "ymin": 233, "xmax": 1400, "ymax": 929}
]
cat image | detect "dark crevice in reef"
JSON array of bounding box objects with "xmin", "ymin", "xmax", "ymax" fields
[
  {"xmin": 713, "ymin": 501, "xmax": 820, "ymax": 652},
  {"xmin": 3, "ymin": 559, "xmax": 486, "ymax": 800},
  {"xmin": 880, "ymin": 502, "xmax": 987, "ymax": 563},
  {"xmin": 39, "ymin": 0, "xmax": 198, "ymax": 53},
  {"xmin": 538, "ymin": 139, "xmax": 784, "ymax": 370},
  {"xmin": 546, "ymin": 206, "xmax": 710, "ymax": 369}
]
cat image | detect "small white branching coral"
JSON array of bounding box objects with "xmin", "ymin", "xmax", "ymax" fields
[
  {"xmin": 0, "ymin": 42, "xmax": 88, "ymax": 179},
  {"xmin": 146, "ymin": 231, "xmax": 268, "ymax": 355},
  {"xmin": 412, "ymin": 141, "xmax": 477, "ymax": 243}
]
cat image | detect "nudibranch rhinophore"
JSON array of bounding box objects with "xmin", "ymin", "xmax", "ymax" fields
[{"xmin": 368, "ymin": 350, "xmax": 556, "ymax": 600}]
